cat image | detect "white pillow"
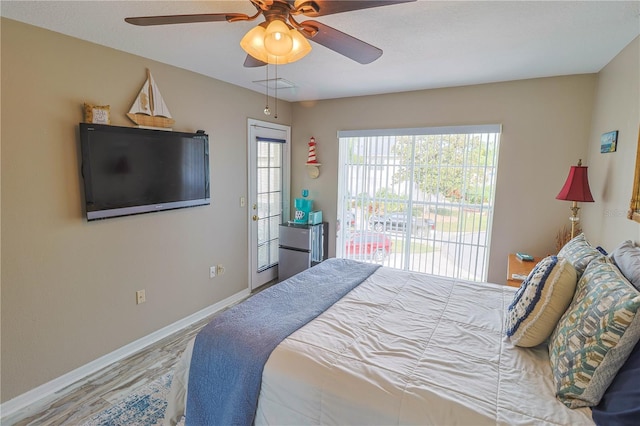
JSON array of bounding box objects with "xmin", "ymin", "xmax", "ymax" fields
[{"xmin": 505, "ymin": 256, "xmax": 577, "ymax": 347}]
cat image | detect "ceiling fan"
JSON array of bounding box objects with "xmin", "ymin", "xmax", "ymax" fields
[{"xmin": 125, "ymin": 0, "xmax": 416, "ymax": 67}]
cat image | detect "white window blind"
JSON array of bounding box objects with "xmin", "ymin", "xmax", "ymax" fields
[{"xmin": 337, "ymin": 125, "xmax": 501, "ymax": 281}]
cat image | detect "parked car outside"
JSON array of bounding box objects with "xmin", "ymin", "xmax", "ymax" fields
[
  {"xmin": 368, "ymin": 213, "xmax": 435, "ymax": 238},
  {"xmin": 369, "ymin": 212, "xmax": 415, "ymax": 232},
  {"xmin": 344, "ymin": 232, "xmax": 393, "ymax": 262}
]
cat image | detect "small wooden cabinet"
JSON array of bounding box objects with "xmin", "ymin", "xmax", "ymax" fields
[{"xmin": 506, "ymin": 253, "xmax": 542, "ymax": 287}]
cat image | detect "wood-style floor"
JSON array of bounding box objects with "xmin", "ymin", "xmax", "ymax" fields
[
  {"xmin": 5, "ymin": 278, "xmax": 279, "ymax": 426},
  {"xmin": 4, "ymin": 314, "xmax": 213, "ymax": 426}
]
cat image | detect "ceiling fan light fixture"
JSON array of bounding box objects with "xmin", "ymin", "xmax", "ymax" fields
[
  {"xmin": 264, "ymin": 19, "xmax": 293, "ymax": 56},
  {"xmin": 240, "ymin": 25, "xmax": 269, "ymax": 63},
  {"xmin": 241, "ymin": 22, "xmax": 311, "ymax": 64},
  {"xmin": 287, "ymin": 28, "xmax": 312, "ymax": 62},
  {"xmin": 128, "ymin": 0, "xmax": 410, "ymax": 67}
]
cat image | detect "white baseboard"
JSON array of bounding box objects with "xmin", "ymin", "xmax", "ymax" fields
[{"xmin": 0, "ymin": 289, "xmax": 250, "ymax": 422}]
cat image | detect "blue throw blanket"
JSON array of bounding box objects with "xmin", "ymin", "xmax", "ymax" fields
[{"xmin": 185, "ymin": 258, "xmax": 380, "ymax": 426}]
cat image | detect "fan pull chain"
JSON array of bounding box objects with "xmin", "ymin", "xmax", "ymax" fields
[
  {"xmin": 264, "ymin": 62, "xmax": 270, "ymax": 116},
  {"xmin": 274, "ymin": 59, "xmax": 278, "ymax": 119}
]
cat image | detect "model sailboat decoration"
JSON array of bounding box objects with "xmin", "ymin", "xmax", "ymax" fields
[{"xmin": 127, "ymin": 69, "xmax": 175, "ymax": 129}]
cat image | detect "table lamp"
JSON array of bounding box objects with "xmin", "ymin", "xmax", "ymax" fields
[{"xmin": 556, "ymin": 159, "xmax": 594, "ymax": 238}]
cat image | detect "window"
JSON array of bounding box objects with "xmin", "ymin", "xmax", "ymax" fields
[
  {"xmin": 337, "ymin": 125, "xmax": 501, "ymax": 281},
  {"xmin": 256, "ymin": 137, "xmax": 284, "ymax": 272}
]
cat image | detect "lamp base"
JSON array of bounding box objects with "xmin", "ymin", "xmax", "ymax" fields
[{"xmin": 569, "ymin": 201, "xmax": 580, "ymax": 239}]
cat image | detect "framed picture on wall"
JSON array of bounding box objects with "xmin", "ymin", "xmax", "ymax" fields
[
  {"xmin": 600, "ymin": 130, "xmax": 618, "ymax": 153},
  {"xmin": 84, "ymin": 103, "xmax": 111, "ymax": 125}
]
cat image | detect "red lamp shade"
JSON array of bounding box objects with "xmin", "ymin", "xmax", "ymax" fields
[{"xmin": 556, "ymin": 164, "xmax": 594, "ymax": 202}]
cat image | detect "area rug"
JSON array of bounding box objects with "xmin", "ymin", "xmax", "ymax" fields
[{"xmin": 82, "ymin": 372, "xmax": 173, "ymax": 426}]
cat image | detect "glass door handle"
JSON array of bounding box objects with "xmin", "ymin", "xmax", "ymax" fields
[{"xmin": 252, "ymin": 215, "xmax": 259, "ymax": 221}]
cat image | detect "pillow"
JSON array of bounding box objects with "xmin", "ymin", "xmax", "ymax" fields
[
  {"xmin": 609, "ymin": 240, "xmax": 640, "ymax": 290},
  {"xmin": 549, "ymin": 258, "xmax": 640, "ymax": 408},
  {"xmin": 505, "ymin": 256, "xmax": 577, "ymax": 347},
  {"xmin": 83, "ymin": 103, "xmax": 111, "ymax": 124},
  {"xmin": 557, "ymin": 233, "xmax": 604, "ymax": 278},
  {"xmin": 592, "ymin": 340, "xmax": 640, "ymax": 426}
]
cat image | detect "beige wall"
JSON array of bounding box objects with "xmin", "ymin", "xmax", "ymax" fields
[
  {"xmin": 1, "ymin": 19, "xmax": 291, "ymax": 402},
  {"xmin": 582, "ymin": 36, "xmax": 640, "ymax": 247},
  {"xmin": 291, "ymin": 75, "xmax": 598, "ymax": 283}
]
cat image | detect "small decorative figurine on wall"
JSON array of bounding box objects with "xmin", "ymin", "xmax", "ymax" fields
[{"xmin": 306, "ymin": 136, "xmax": 321, "ymax": 178}]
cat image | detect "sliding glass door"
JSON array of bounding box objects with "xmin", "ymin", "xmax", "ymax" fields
[{"xmin": 337, "ymin": 125, "xmax": 501, "ymax": 281}]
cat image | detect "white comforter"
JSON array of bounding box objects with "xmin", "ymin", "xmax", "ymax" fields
[
  {"xmin": 255, "ymin": 267, "xmax": 592, "ymax": 425},
  {"xmin": 166, "ymin": 266, "xmax": 594, "ymax": 425}
]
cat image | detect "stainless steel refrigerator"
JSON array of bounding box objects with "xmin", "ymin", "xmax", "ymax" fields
[{"xmin": 278, "ymin": 222, "xmax": 328, "ymax": 281}]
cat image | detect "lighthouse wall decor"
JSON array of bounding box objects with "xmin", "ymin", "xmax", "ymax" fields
[{"xmin": 306, "ymin": 136, "xmax": 321, "ymax": 179}]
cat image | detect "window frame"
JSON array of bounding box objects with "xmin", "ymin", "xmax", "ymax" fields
[{"xmin": 337, "ymin": 124, "xmax": 501, "ymax": 281}]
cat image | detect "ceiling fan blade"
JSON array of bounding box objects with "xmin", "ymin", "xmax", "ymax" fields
[
  {"xmin": 244, "ymin": 55, "xmax": 267, "ymax": 68},
  {"xmin": 125, "ymin": 13, "xmax": 250, "ymax": 26},
  {"xmin": 292, "ymin": 0, "xmax": 416, "ymax": 17},
  {"xmin": 301, "ymin": 20, "xmax": 382, "ymax": 64}
]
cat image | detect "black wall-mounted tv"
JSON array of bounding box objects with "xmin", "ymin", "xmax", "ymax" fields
[{"xmin": 79, "ymin": 123, "xmax": 210, "ymax": 221}]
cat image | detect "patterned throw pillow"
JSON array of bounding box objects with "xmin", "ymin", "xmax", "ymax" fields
[
  {"xmin": 549, "ymin": 258, "xmax": 640, "ymax": 408},
  {"xmin": 505, "ymin": 256, "xmax": 577, "ymax": 347},
  {"xmin": 557, "ymin": 233, "xmax": 604, "ymax": 278}
]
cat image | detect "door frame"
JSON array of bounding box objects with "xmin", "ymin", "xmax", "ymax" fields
[{"xmin": 247, "ymin": 118, "xmax": 291, "ymax": 291}]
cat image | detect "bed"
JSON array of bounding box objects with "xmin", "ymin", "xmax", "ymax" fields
[{"xmin": 164, "ymin": 235, "xmax": 640, "ymax": 426}]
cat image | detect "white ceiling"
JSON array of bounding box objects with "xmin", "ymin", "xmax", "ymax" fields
[{"xmin": 2, "ymin": 1, "xmax": 639, "ymax": 102}]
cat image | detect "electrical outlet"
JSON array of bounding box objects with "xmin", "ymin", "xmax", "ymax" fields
[
  {"xmin": 216, "ymin": 264, "xmax": 226, "ymax": 275},
  {"xmin": 210, "ymin": 266, "xmax": 216, "ymax": 278},
  {"xmin": 136, "ymin": 290, "xmax": 146, "ymax": 304}
]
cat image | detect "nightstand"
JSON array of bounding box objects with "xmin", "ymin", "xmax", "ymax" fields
[{"xmin": 506, "ymin": 253, "xmax": 543, "ymax": 287}]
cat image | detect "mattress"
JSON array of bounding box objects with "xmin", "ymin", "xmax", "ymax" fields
[{"xmin": 165, "ymin": 266, "xmax": 594, "ymax": 425}]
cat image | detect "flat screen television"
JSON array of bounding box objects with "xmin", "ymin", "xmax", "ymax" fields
[{"xmin": 79, "ymin": 123, "xmax": 210, "ymax": 221}]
